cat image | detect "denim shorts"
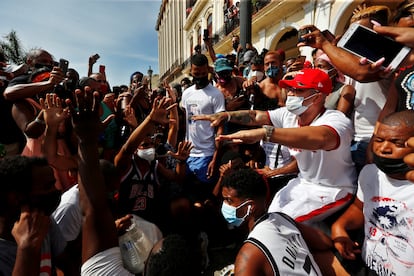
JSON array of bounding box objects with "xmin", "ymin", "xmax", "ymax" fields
[{"xmin": 186, "ymin": 156, "xmax": 214, "ymax": 184}]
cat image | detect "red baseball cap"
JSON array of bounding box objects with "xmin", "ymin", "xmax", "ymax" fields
[{"xmin": 279, "ymin": 68, "xmax": 332, "ymax": 94}]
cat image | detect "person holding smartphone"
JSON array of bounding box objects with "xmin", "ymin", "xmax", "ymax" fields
[{"xmin": 297, "ymin": 6, "xmax": 393, "ymax": 83}]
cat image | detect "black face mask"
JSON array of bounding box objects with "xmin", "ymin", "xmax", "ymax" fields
[
  {"xmin": 232, "ymin": 42, "xmax": 239, "ymax": 51},
  {"xmin": 28, "ymin": 190, "xmax": 62, "ymax": 216},
  {"xmin": 193, "ymin": 76, "xmax": 210, "ymax": 89},
  {"xmin": 372, "ymin": 153, "xmax": 411, "ymax": 176}
]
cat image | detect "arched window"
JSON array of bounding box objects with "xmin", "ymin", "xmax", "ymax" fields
[
  {"xmin": 197, "ymin": 26, "xmax": 202, "ymax": 46},
  {"xmin": 207, "ymin": 14, "xmax": 212, "ymax": 38}
]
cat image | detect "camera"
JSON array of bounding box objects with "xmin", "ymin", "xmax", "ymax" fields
[{"xmin": 298, "ymin": 28, "xmax": 311, "ymax": 43}]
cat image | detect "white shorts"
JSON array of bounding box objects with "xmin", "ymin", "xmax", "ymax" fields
[
  {"xmin": 81, "ymin": 247, "xmax": 134, "ymax": 276},
  {"xmin": 268, "ymin": 177, "xmax": 354, "ymax": 222}
]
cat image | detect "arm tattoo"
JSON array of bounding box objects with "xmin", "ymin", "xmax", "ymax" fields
[{"xmin": 232, "ymin": 110, "xmax": 256, "ymax": 125}]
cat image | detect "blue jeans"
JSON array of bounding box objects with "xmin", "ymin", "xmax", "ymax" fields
[{"xmin": 351, "ymin": 140, "xmax": 368, "ymax": 174}]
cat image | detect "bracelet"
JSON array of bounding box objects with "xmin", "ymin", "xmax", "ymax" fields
[
  {"xmin": 226, "ymin": 112, "xmax": 231, "ymax": 122},
  {"xmin": 263, "ymin": 125, "xmax": 274, "ymax": 142},
  {"xmin": 34, "ymin": 118, "xmax": 45, "ymax": 125}
]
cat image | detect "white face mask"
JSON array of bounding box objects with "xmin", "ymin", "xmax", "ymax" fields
[
  {"xmin": 320, "ymin": 68, "xmax": 336, "ymax": 78},
  {"xmin": 137, "ymin": 148, "xmax": 155, "ymax": 162},
  {"xmin": 247, "ymin": 70, "xmax": 264, "ymax": 82},
  {"xmin": 285, "ymin": 93, "xmax": 317, "ymax": 116}
]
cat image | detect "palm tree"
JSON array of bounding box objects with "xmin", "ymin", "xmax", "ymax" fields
[{"xmin": 0, "ymin": 30, "xmax": 26, "ymax": 64}]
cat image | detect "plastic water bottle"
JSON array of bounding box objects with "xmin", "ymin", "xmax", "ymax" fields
[
  {"xmin": 119, "ymin": 222, "xmax": 155, "ymax": 274},
  {"xmin": 119, "ymin": 223, "xmax": 146, "ymax": 274}
]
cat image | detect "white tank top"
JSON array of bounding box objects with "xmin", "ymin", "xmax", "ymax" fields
[{"xmin": 246, "ymin": 212, "xmax": 322, "ymax": 275}]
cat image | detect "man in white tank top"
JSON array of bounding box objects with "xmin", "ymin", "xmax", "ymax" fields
[{"xmin": 220, "ymin": 168, "xmax": 348, "ymax": 275}]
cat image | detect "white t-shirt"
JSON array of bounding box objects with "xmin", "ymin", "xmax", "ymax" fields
[
  {"xmin": 52, "ymin": 184, "xmax": 81, "ymax": 242},
  {"xmin": 347, "ymin": 78, "xmax": 390, "ymax": 142},
  {"xmin": 268, "ymin": 108, "xmax": 357, "ymax": 221},
  {"xmin": 81, "ymin": 247, "xmax": 134, "ymax": 276},
  {"xmin": 181, "ymin": 83, "xmax": 225, "ymax": 157},
  {"xmin": 246, "ymin": 212, "xmax": 322, "ymax": 275},
  {"xmin": 260, "ymin": 140, "xmax": 292, "ymax": 170},
  {"xmin": 358, "ymin": 164, "xmax": 414, "ymax": 275}
]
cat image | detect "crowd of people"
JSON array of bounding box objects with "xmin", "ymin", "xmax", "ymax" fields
[{"xmin": 1, "ymin": 1, "xmax": 414, "ymax": 275}]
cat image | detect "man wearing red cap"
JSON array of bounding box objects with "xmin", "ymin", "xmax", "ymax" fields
[{"xmin": 193, "ymin": 68, "xmax": 357, "ymax": 224}]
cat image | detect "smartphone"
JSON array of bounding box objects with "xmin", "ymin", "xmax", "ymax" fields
[
  {"xmin": 322, "ymin": 29, "xmax": 335, "ymax": 43},
  {"xmin": 298, "ymin": 28, "xmax": 311, "ymax": 43},
  {"xmin": 58, "ymin": 58, "xmax": 69, "ymax": 75},
  {"xmin": 337, "ymin": 23, "xmax": 411, "ymax": 69},
  {"xmin": 93, "ymin": 53, "xmax": 100, "ymax": 61},
  {"xmin": 99, "ymin": 65, "xmax": 105, "ymax": 74}
]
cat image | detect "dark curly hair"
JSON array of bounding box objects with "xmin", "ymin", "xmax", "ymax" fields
[
  {"xmin": 144, "ymin": 234, "xmax": 202, "ymax": 276},
  {"xmin": 0, "ymin": 156, "xmax": 49, "ymax": 214},
  {"xmin": 221, "ymin": 168, "xmax": 267, "ymax": 200}
]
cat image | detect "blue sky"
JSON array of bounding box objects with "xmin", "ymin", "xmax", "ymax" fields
[{"xmin": 0, "ymin": 0, "xmax": 161, "ymax": 87}]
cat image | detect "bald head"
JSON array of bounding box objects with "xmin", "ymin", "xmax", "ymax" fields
[{"xmin": 381, "ymin": 110, "xmax": 414, "ymax": 128}]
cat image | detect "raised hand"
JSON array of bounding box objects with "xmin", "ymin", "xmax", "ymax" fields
[
  {"xmin": 374, "ymin": 26, "xmax": 414, "ymax": 48},
  {"xmin": 148, "ymin": 96, "xmax": 177, "ymax": 126},
  {"xmin": 164, "ymin": 80, "xmax": 177, "ymax": 103},
  {"xmin": 168, "ymin": 141, "xmax": 193, "ymax": 162},
  {"xmin": 12, "ymin": 206, "xmax": 50, "ymax": 251},
  {"xmin": 40, "ymin": 93, "xmax": 69, "ymax": 128},
  {"xmin": 297, "ymin": 25, "xmax": 329, "ymax": 49},
  {"xmin": 68, "ymin": 86, "xmax": 102, "ymax": 142},
  {"xmin": 123, "ymin": 105, "xmax": 138, "ymax": 128},
  {"xmin": 48, "ymin": 67, "xmax": 65, "ymax": 86}
]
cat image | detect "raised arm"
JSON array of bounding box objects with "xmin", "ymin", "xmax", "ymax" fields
[
  {"xmin": 299, "ymin": 25, "xmax": 388, "ymax": 82},
  {"xmin": 12, "ymin": 207, "xmax": 50, "ymax": 276},
  {"xmin": 41, "ymin": 94, "xmax": 77, "ymax": 171},
  {"xmin": 164, "ymin": 81, "xmax": 179, "ymax": 148},
  {"xmin": 114, "ymin": 97, "xmax": 176, "ymax": 174},
  {"xmin": 70, "ymin": 87, "xmax": 118, "ymax": 263},
  {"xmin": 4, "ymin": 67, "xmax": 64, "ymax": 101}
]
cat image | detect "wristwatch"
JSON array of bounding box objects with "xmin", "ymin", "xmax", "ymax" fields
[{"xmin": 263, "ymin": 125, "xmax": 274, "ymax": 142}]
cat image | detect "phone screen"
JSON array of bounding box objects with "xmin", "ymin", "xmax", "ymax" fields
[{"xmin": 341, "ymin": 26, "xmax": 405, "ymax": 67}]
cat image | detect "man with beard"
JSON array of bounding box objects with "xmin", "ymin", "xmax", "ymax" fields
[
  {"xmin": 242, "ymin": 50, "xmax": 285, "ymax": 110},
  {"xmin": 180, "ymin": 53, "xmax": 225, "ymax": 198},
  {"xmin": 0, "ymin": 156, "xmax": 65, "ymax": 275}
]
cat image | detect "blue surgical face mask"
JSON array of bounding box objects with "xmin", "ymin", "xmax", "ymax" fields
[
  {"xmin": 221, "ymin": 200, "xmax": 251, "ymax": 227},
  {"xmin": 285, "ymin": 93, "xmax": 318, "ymax": 116},
  {"xmin": 265, "ymin": 65, "xmax": 280, "ymax": 78}
]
